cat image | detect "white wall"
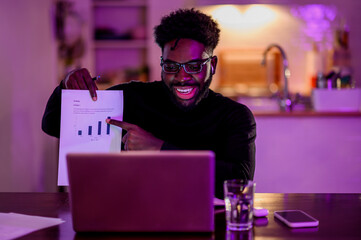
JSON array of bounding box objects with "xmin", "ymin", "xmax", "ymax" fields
[
  {"xmin": 0, "ymin": 2, "xmax": 13, "ymax": 191},
  {"xmin": 0, "ymin": 0, "xmax": 58, "ymax": 191}
]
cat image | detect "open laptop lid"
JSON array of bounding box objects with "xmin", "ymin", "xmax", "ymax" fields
[{"xmin": 66, "ymin": 151, "xmax": 215, "ymax": 232}]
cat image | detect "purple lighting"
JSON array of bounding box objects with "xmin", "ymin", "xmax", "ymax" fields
[{"xmin": 291, "ymin": 4, "xmax": 337, "ymax": 49}]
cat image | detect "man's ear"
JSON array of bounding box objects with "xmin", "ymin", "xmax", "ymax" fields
[{"xmin": 211, "ymin": 56, "xmax": 218, "ymax": 75}]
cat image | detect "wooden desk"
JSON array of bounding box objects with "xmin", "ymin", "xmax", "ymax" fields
[{"xmin": 1, "ymin": 193, "xmax": 360, "ymax": 239}]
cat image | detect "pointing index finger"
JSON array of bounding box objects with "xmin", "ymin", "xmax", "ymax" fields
[{"xmin": 106, "ymin": 119, "xmax": 135, "ymax": 131}]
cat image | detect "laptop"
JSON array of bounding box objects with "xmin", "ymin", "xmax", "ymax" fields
[{"xmin": 66, "ymin": 151, "xmax": 215, "ymax": 232}]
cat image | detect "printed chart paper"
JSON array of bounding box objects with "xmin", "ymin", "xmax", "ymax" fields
[
  {"xmin": 58, "ymin": 90, "xmax": 123, "ymax": 185},
  {"xmin": 0, "ymin": 212, "xmax": 64, "ymax": 240}
]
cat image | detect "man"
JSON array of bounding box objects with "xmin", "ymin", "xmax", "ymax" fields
[{"xmin": 42, "ymin": 8, "xmax": 256, "ymax": 198}]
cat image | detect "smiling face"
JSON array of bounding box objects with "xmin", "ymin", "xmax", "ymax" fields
[{"xmin": 161, "ymin": 39, "xmax": 217, "ymax": 111}]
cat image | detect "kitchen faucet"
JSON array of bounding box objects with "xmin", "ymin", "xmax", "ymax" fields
[{"xmin": 261, "ymin": 44, "xmax": 293, "ymax": 111}]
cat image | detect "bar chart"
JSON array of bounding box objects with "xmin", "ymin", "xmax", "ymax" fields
[{"xmin": 77, "ymin": 117, "xmax": 111, "ymax": 136}]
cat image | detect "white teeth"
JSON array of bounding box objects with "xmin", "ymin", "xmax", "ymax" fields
[{"xmin": 176, "ymin": 87, "xmax": 193, "ymax": 94}]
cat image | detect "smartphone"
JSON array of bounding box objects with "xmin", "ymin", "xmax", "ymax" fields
[{"xmin": 274, "ymin": 210, "xmax": 319, "ymax": 228}]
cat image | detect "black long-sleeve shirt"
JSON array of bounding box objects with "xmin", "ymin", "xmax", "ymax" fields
[{"xmin": 42, "ymin": 80, "xmax": 256, "ymax": 198}]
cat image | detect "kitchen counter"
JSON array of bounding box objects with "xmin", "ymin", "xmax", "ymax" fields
[
  {"xmin": 253, "ymin": 110, "xmax": 361, "ymax": 117},
  {"xmin": 253, "ymin": 112, "xmax": 361, "ymax": 193}
]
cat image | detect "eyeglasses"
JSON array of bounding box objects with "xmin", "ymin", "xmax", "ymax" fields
[{"xmin": 160, "ymin": 56, "xmax": 212, "ymax": 74}]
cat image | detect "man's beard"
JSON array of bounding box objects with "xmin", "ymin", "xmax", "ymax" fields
[{"xmin": 162, "ymin": 74, "xmax": 213, "ymax": 112}]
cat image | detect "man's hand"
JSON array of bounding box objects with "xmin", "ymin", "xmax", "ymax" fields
[
  {"xmin": 62, "ymin": 68, "xmax": 98, "ymax": 101},
  {"xmin": 106, "ymin": 119, "xmax": 164, "ymax": 151}
]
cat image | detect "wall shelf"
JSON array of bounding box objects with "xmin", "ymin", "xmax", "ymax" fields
[
  {"xmin": 94, "ymin": 40, "xmax": 147, "ymax": 49},
  {"xmin": 92, "ymin": 0, "xmax": 148, "ymax": 79},
  {"xmin": 93, "ymin": 0, "xmax": 147, "ymax": 8}
]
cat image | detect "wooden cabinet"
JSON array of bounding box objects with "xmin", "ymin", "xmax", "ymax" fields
[{"xmin": 92, "ymin": 0, "xmax": 149, "ymax": 89}]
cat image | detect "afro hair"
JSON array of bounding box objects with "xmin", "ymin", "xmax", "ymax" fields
[{"xmin": 154, "ymin": 8, "xmax": 220, "ymax": 53}]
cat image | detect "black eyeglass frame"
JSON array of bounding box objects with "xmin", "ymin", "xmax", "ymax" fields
[{"xmin": 160, "ymin": 56, "xmax": 213, "ymax": 74}]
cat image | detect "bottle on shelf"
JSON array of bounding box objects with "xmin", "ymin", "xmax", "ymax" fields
[{"xmin": 332, "ymin": 21, "xmax": 353, "ymax": 89}]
